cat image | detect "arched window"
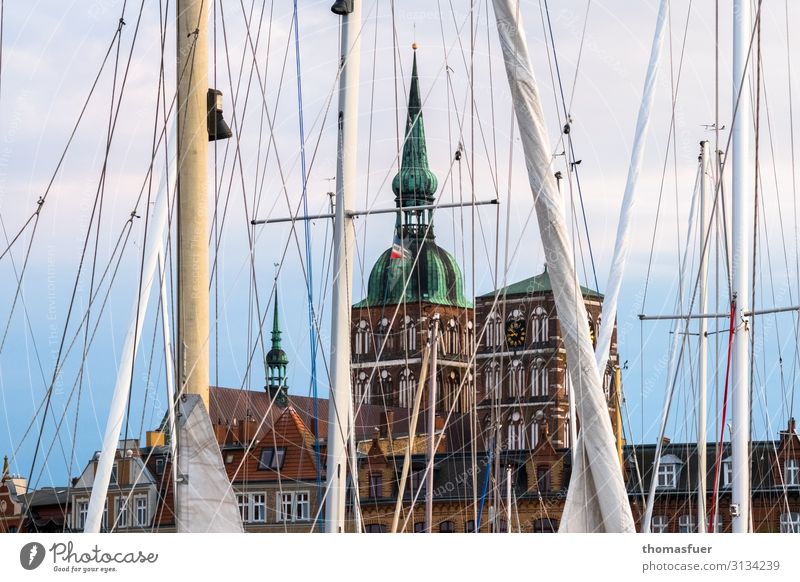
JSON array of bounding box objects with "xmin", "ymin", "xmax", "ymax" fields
[
  {"xmin": 460, "ymin": 372, "xmax": 474, "ymax": 412},
  {"xmin": 444, "ymin": 371, "xmax": 460, "ymax": 412},
  {"xmin": 355, "ymin": 320, "xmax": 371, "ymax": 355},
  {"xmin": 510, "ymin": 359, "xmax": 525, "ymax": 398},
  {"xmin": 465, "ymin": 321, "xmax": 475, "ymax": 355},
  {"xmin": 507, "ymin": 412, "xmax": 525, "ymax": 450},
  {"xmin": 376, "ymin": 317, "xmax": 392, "ymax": 351},
  {"xmin": 399, "ymin": 369, "xmax": 415, "ymax": 408},
  {"xmin": 377, "ymin": 370, "xmax": 394, "ymax": 406},
  {"xmin": 484, "ymin": 312, "xmax": 503, "ymax": 348},
  {"xmin": 446, "ymin": 318, "xmax": 460, "ymax": 354},
  {"xmin": 402, "ymin": 316, "xmax": 417, "ymax": 352},
  {"xmin": 484, "ymin": 361, "xmax": 501, "ymax": 399},
  {"xmin": 531, "ymin": 359, "xmax": 548, "ymax": 397},
  {"xmin": 355, "ymin": 371, "xmax": 371, "ymax": 405},
  {"xmin": 532, "ymin": 306, "xmax": 548, "ymax": 343},
  {"xmin": 530, "ymin": 421, "xmax": 540, "ymax": 449}
]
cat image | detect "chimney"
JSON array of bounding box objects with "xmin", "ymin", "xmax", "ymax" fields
[
  {"xmin": 379, "ymin": 410, "xmax": 395, "ymax": 438},
  {"xmin": 790, "ymin": 418, "xmax": 797, "ymax": 434},
  {"xmin": 661, "ymin": 436, "xmax": 671, "ymax": 447},
  {"xmin": 213, "ymin": 422, "xmax": 228, "ymax": 445},
  {"xmin": 238, "ymin": 417, "xmax": 258, "ymax": 445}
]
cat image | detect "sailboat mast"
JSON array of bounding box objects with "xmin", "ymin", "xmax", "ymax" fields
[
  {"xmin": 325, "ymin": 0, "xmax": 361, "ymax": 533},
  {"xmin": 731, "ymin": 0, "xmax": 752, "ymax": 534},
  {"xmin": 176, "ymin": 0, "xmax": 210, "ymax": 409},
  {"xmin": 426, "ymin": 316, "xmax": 439, "ymax": 533},
  {"xmin": 697, "ymin": 140, "xmax": 711, "ymax": 533}
]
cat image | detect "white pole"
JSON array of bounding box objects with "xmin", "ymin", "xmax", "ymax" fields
[
  {"xmin": 324, "ymin": 0, "xmax": 361, "ymax": 533},
  {"xmin": 158, "ymin": 250, "xmax": 180, "ymax": 499},
  {"xmin": 594, "ymin": 0, "xmax": 669, "ymax": 372},
  {"xmin": 176, "ymin": 0, "xmax": 210, "ymax": 410},
  {"xmin": 84, "ymin": 153, "xmax": 174, "ymax": 533},
  {"xmin": 425, "ymin": 316, "xmax": 439, "ymax": 533},
  {"xmin": 697, "ymin": 141, "xmax": 711, "ymax": 532},
  {"xmin": 731, "ymin": 0, "xmax": 752, "ymax": 534},
  {"xmin": 505, "ymin": 465, "xmax": 512, "ymax": 533}
]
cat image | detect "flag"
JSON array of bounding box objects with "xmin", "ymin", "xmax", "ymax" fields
[{"xmin": 390, "ymin": 235, "xmax": 410, "ymax": 260}]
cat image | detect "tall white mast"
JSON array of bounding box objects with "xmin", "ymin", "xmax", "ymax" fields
[
  {"xmin": 425, "ymin": 316, "xmax": 439, "ymax": 533},
  {"xmin": 697, "ymin": 141, "xmax": 711, "ymax": 532},
  {"xmin": 176, "ymin": 0, "xmax": 210, "ymax": 410},
  {"xmin": 731, "ymin": 0, "xmax": 752, "ymax": 533},
  {"xmin": 325, "ymin": 0, "xmax": 361, "ymax": 533}
]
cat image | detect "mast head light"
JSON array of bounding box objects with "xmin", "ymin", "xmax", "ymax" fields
[
  {"xmin": 330, "ymin": 0, "xmax": 353, "ymax": 15},
  {"xmin": 207, "ymin": 88, "xmax": 233, "ymax": 141}
]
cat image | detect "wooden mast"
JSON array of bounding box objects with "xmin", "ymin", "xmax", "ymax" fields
[{"xmin": 176, "ymin": 0, "xmax": 210, "ymax": 409}]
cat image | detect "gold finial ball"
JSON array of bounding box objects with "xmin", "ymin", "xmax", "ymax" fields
[{"xmin": 412, "ymin": 42, "xmax": 418, "ymax": 51}]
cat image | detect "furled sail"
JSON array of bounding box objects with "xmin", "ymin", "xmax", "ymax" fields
[
  {"xmin": 175, "ymin": 394, "xmax": 243, "ymax": 533},
  {"xmin": 491, "ymin": 0, "xmax": 635, "ymax": 533}
]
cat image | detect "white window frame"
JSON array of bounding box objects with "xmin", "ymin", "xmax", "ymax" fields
[
  {"xmin": 532, "ymin": 306, "xmax": 548, "ymax": 343},
  {"xmin": 785, "ymin": 459, "xmax": 799, "ymax": 486},
  {"xmin": 652, "ymin": 515, "xmax": 668, "ymax": 533},
  {"xmin": 116, "ymin": 497, "xmax": 128, "ymax": 528},
  {"xmin": 403, "ymin": 317, "xmax": 417, "ymax": 351},
  {"xmin": 722, "ymin": 458, "xmax": 733, "ymax": 487},
  {"xmin": 531, "ymin": 359, "xmax": 547, "ymax": 397},
  {"xmin": 134, "ymin": 495, "xmax": 149, "ymax": 527},
  {"xmin": 77, "ymin": 499, "xmax": 89, "ymax": 531},
  {"xmin": 355, "ymin": 320, "xmax": 371, "ymax": 355},
  {"xmin": 656, "ymin": 459, "xmax": 679, "ymax": 489},
  {"xmin": 510, "ymin": 360, "xmax": 524, "ymax": 398},
  {"xmin": 780, "ymin": 512, "xmax": 800, "ymax": 533},
  {"xmin": 275, "ymin": 491, "xmax": 311, "ymax": 523},
  {"xmin": 678, "ymin": 514, "xmax": 695, "ymax": 533}
]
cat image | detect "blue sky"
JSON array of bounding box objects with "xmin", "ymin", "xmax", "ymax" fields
[{"xmin": 0, "ymin": 0, "xmax": 798, "ymax": 487}]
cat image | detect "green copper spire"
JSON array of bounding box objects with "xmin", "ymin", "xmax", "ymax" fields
[
  {"xmin": 353, "ymin": 47, "xmax": 470, "ymax": 310},
  {"xmin": 265, "ymin": 286, "xmax": 288, "ymax": 406},
  {"xmin": 391, "ymin": 47, "xmax": 438, "ymax": 238}
]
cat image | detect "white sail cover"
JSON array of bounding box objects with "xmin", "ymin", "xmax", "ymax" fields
[
  {"xmin": 176, "ymin": 394, "xmax": 243, "ymax": 533},
  {"xmin": 491, "ymin": 0, "xmax": 634, "ymax": 532}
]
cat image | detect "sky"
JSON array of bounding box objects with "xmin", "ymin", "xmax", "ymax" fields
[{"xmin": 0, "ymin": 0, "xmax": 798, "ymax": 487}]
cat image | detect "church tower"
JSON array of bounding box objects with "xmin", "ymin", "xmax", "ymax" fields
[
  {"xmin": 351, "ymin": 47, "xmax": 474, "ymax": 417},
  {"xmin": 266, "ymin": 287, "xmax": 289, "ymax": 408}
]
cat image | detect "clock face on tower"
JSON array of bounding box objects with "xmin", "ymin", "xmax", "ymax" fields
[{"xmin": 505, "ymin": 319, "xmax": 526, "ymax": 349}]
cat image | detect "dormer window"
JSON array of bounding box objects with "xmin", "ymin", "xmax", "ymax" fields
[
  {"xmin": 258, "ymin": 447, "xmax": 286, "ymax": 471},
  {"xmin": 656, "ymin": 454, "xmax": 682, "ymax": 489},
  {"xmin": 785, "ymin": 459, "xmax": 799, "ymax": 486}
]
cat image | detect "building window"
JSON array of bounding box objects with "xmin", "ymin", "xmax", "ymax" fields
[
  {"xmin": 530, "ymin": 422, "xmax": 540, "ymax": 449},
  {"xmin": 722, "ymin": 458, "xmax": 732, "ymax": 487},
  {"xmin": 602, "ymin": 372, "xmax": 612, "ymax": 401},
  {"xmin": 536, "ymin": 465, "xmax": 551, "ymax": 492},
  {"xmin": 656, "ymin": 455, "xmax": 682, "ymax": 489},
  {"xmin": 652, "ymin": 515, "xmax": 668, "ymax": 533},
  {"xmin": 533, "ymin": 518, "xmax": 557, "ymax": 533},
  {"xmin": 446, "ymin": 319, "xmax": 460, "ymax": 354},
  {"xmin": 510, "ymin": 360, "xmax": 524, "ymax": 398},
  {"xmin": 678, "ymin": 514, "xmax": 695, "ymax": 533},
  {"xmin": 355, "ymin": 320, "xmax": 371, "ymax": 355},
  {"xmin": 377, "ymin": 370, "xmax": 394, "ymax": 407},
  {"xmin": 780, "ymin": 512, "xmax": 800, "ymax": 533},
  {"xmin": 116, "ymin": 498, "xmax": 128, "ymax": 528},
  {"xmin": 276, "ymin": 491, "xmax": 310, "ymax": 523},
  {"xmin": 507, "ymin": 417, "xmax": 526, "ymax": 451},
  {"xmin": 110, "ymin": 463, "xmax": 118, "ymax": 485},
  {"xmin": 785, "ymin": 459, "xmax": 799, "ymax": 486},
  {"xmin": 365, "ymin": 524, "xmax": 386, "ymax": 533},
  {"xmin": 465, "ymin": 519, "xmax": 477, "ymax": 533},
  {"xmin": 258, "ymin": 447, "xmax": 286, "ymax": 471},
  {"xmin": 413, "ymin": 521, "xmax": 426, "ymax": 533},
  {"xmin": 712, "ymin": 514, "xmax": 724, "ymax": 533},
  {"xmin": 531, "ymin": 306, "xmax": 548, "ymax": 343},
  {"xmin": 465, "ymin": 321, "xmax": 475, "ymax": 354},
  {"xmin": 399, "ymin": 369, "xmax": 414, "ymax": 408},
  {"xmin": 409, "ymin": 469, "xmax": 426, "ymax": 499},
  {"xmin": 403, "ymin": 316, "xmax": 417, "ymax": 351},
  {"xmin": 531, "ymin": 359, "xmax": 548, "ymax": 397},
  {"xmin": 237, "ymin": 493, "xmax": 249, "ymax": 523},
  {"xmin": 77, "ymin": 500, "xmax": 89, "ymax": 530},
  {"xmin": 484, "ymin": 361, "xmax": 501, "ymax": 399},
  {"xmin": 376, "ymin": 317, "xmax": 392, "ymax": 351},
  {"xmin": 135, "ymin": 496, "xmax": 148, "ymax": 527},
  {"xmin": 155, "ymin": 458, "xmax": 165, "ymax": 476},
  {"xmin": 369, "ymin": 474, "xmax": 383, "ymax": 499},
  {"xmin": 355, "ymin": 371, "xmax": 371, "ymax": 405},
  {"xmin": 484, "ymin": 312, "xmax": 503, "ymax": 348},
  {"xmin": 101, "ymin": 502, "xmax": 108, "ymax": 532},
  {"xmin": 251, "ymin": 494, "xmax": 266, "ymax": 523}
]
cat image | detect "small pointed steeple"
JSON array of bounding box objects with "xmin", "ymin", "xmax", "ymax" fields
[
  {"xmin": 391, "ymin": 46, "xmax": 439, "ymax": 240},
  {"xmin": 265, "ymin": 285, "xmax": 289, "ymax": 407}
]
